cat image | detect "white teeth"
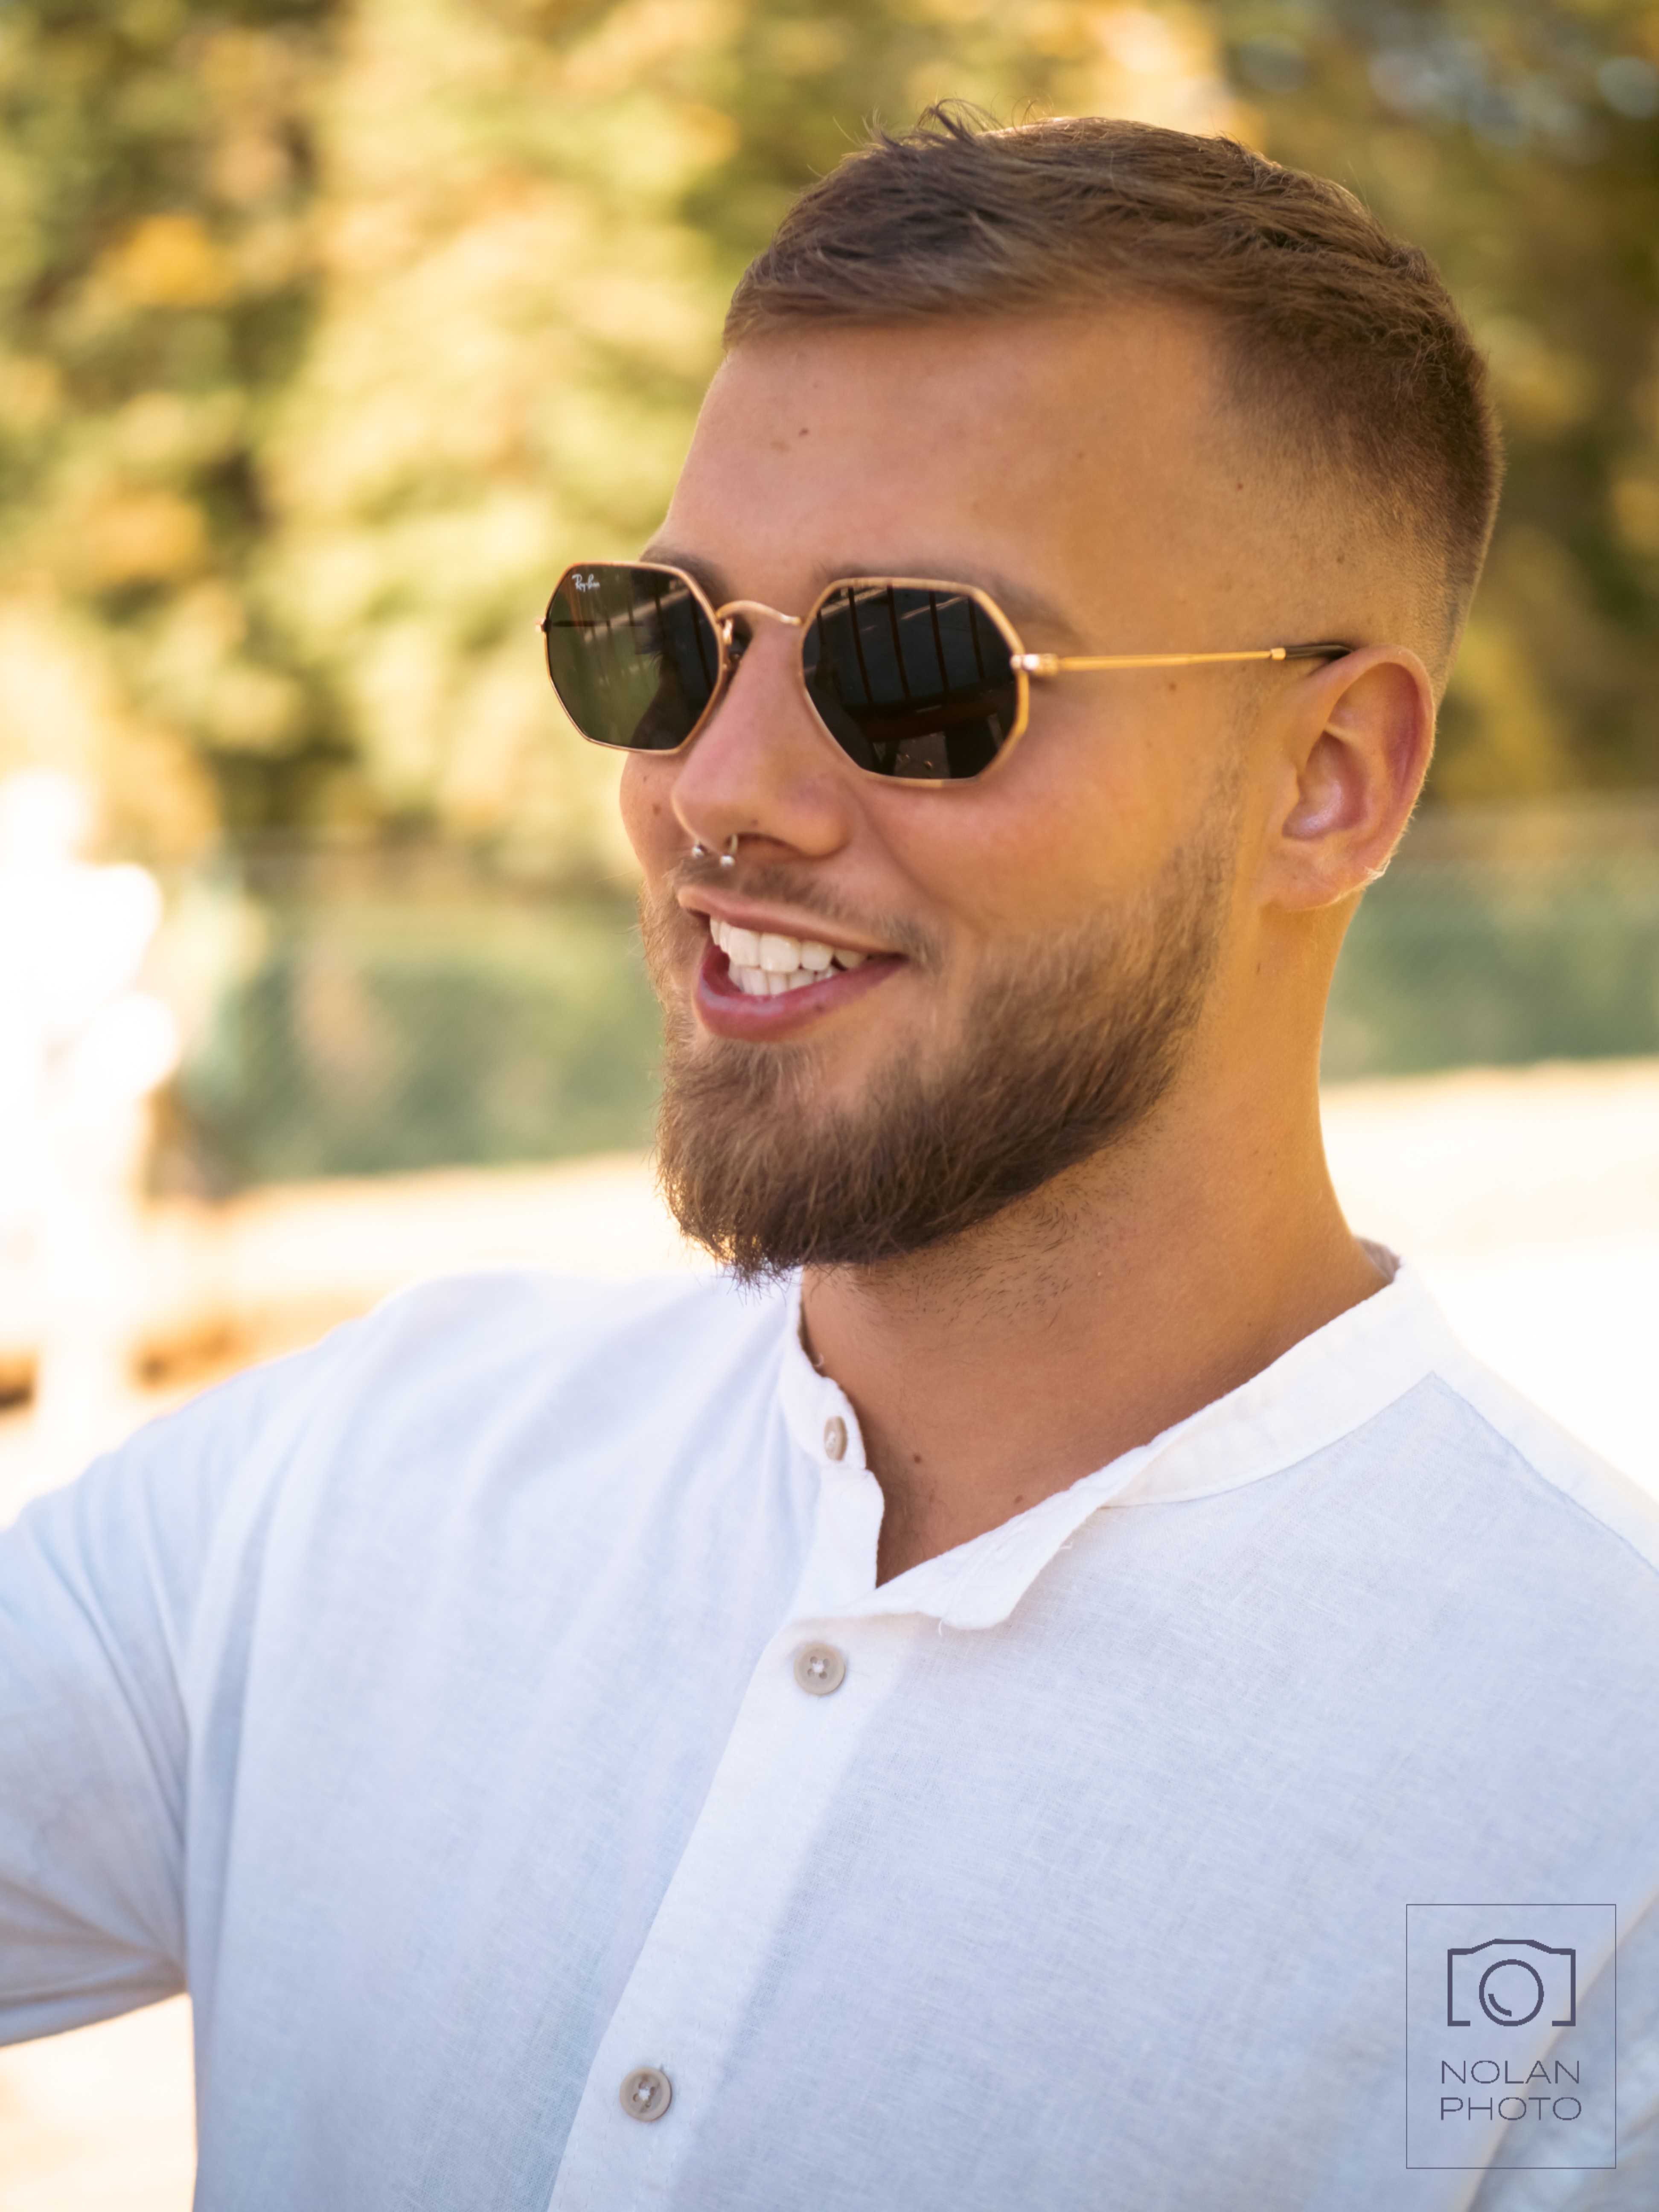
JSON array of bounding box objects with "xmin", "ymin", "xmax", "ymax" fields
[{"xmin": 710, "ymin": 915, "xmax": 879, "ymax": 996}]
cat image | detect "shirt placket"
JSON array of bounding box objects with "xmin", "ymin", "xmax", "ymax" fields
[{"xmin": 546, "ymin": 1383, "xmax": 895, "ymax": 2212}]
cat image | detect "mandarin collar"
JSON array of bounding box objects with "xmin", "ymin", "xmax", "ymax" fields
[{"xmin": 771, "ymin": 1259, "xmax": 1459, "ymax": 1632}]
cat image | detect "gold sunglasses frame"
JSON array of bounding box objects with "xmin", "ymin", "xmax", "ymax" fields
[{"xmin": 541, "ymin": 560, "xmax": 1354, "ymax": 788}]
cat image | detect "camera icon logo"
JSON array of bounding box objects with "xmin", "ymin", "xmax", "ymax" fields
[{"xmin": 1446, "ymin": 1938, "xmax": 1577, "ymax": 2029}]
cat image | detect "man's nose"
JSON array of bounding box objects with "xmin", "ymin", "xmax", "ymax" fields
[{"xmin": 671, "ymin": 620, "xmax": 858, "ymax": 861}]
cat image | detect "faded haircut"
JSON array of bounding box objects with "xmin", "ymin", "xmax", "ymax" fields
[{"xmin": 726, "ymin": 107, "xmax": 1504, "ymax": 671}]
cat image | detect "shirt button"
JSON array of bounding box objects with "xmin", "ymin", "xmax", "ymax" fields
[
  {"xmin": 822, "ymin": 1415, "xmax": 847, "ymax": 1461},
  {"xmin": 794, "ymin": 1642, "xmax": 847, "ymax": 1696},
  {"xmin": 619, "ymin": 2067, "xmax": 672, "ymax": 2122}
]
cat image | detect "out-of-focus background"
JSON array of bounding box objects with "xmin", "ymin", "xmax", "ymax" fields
[{"xmin": 0, "ymin": 0, "xmax": 1656, "ymax": 2202}]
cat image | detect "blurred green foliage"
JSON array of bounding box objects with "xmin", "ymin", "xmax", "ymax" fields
[
  {"xmin": 157, "ymin": 806, "xmax": 1659, "ymax": 1184},
  {"xmin": 0, "ymin": 0, "xmax": 1654, "ymax": 872},
  {"xmin": 1227, "ymin": 3, "xmax": 1659, "ymax": 803},
  {"xmin": 170, "ymin": 875, "xmax": 663, "ymax": 1179}
]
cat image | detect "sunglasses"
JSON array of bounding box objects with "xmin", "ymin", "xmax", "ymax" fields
[{"xmin": 540, "ymin": 560, "xmax": 1352, "ymax": 786}]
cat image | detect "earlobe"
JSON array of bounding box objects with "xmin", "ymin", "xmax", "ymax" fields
[{"xmin": 1271, "ymin": 649, "xmax": 1435, "ymax": 909}]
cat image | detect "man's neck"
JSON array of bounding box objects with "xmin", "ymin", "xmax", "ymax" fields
[{"xmin": 800, "ymin": 1070, "xmax": 1385, "ymax": 1586}]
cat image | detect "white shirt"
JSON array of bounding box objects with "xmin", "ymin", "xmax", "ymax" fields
[{"xmin": 3, "ymin": 1261, "xmax": 1658, "ymax": 2209}]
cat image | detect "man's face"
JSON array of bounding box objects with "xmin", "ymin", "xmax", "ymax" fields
[{"xmin": 622, "ymin": 309, "xmax": 1315, "ymax": 1272}]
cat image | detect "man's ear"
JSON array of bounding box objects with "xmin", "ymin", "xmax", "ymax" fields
[{"xmin": 1264, "ymin": 647, "xmax": 1436, "ymax": 911}]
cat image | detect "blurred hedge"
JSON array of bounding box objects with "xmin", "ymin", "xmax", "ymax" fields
[
  {"xmin": 0, "ymin": 0, "xmax": 1653, "ymax": 872},
  {"xmin": 152, "ymin": 796, "xmax": 1659, "ymax": 1186}
]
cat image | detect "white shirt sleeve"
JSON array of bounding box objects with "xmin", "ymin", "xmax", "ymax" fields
[{"xmin": 0, "ymin": 1331, "xmax": 353, "ymax": 2043}]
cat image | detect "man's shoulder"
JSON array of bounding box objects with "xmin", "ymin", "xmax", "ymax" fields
[
  {"xmin": 367, "ymin": 1261, "xmax": 767, "ymax": 1349},
  {"xmin": 336, "ymin": 1263, "xmax": 792, "ymax": 1409},
  {"xmin": 50, "ymin": 1266, "xmax": 794, "ymax": 1614},
  {"xmin": 103, "ymin": 1266, "xmax": 791, "ymax": 1519},
  {"xmin": 1404, "ymin": 1338, "xmax": 1659, "ymax": 1583}
]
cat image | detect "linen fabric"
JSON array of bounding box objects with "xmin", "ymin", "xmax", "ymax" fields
[{"xmin": 2, "ymin": 1261, "xmax": 1657, "ymax": 2210}]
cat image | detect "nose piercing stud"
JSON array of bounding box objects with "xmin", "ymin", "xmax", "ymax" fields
[{"xmin": 691, "ymin": 835, "xmax": 740, "ymax": 868}]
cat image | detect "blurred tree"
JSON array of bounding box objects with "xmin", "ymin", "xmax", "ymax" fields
[
  {"xmin": 1222, "ymin": 1, "xmax": 1659, "ymax": 800},
  {"xmin": 0, "ymin": 0, "xmax": 1653, "ymax": 865},
  {"xmin": 0, "ymin": 0, "xmax": 1238, "ymax": 866},
  {"xmin": 0, "ymin": 0, "xmax": 335, "ymax": 856}
]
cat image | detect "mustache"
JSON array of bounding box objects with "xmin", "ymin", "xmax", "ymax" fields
[{"xmin": 651, "ymin": 855, "xmax": 945, "ymax": 971}]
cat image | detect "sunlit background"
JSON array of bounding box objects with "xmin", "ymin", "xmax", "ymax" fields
[{"xmin": 0, "ymin": 2, "xmax": 1656, "ymax": 2202}]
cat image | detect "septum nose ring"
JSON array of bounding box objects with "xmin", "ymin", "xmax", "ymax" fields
[{"xmin": 691, "ymin": 835, "xmax": 739, "ymax": 869}]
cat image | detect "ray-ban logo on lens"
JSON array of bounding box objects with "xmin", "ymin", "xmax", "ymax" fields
[
  {"xmin": 1406, "ymin": 1904, "xmax": 1615, "ymax": 2173},
  {"xmin": 1447, "ymin": 1939, "xmax": 1576, "ymax": 2030}
]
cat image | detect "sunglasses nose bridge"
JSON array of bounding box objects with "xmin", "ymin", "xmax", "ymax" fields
[
  {"xmin": 716, "ymin": 598, "xmax": 806, "ymax": 662},
  {"xmin": 715, "ymin": 603, "xmax": 812, "ymax": 721}
]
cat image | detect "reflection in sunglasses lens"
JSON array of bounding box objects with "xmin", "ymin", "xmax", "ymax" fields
[
  {"xmin": 803, "ymin": 585, "xmax": 1019, "ymax": 780},
  {"xmin": 544, "ymin": 565, "xmax": 722, "ymax": 751}
]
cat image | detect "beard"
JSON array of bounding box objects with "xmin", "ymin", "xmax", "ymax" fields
[{"xmin": 645, "ymin": 820, "xmax": 1233, "ymax": 1284}]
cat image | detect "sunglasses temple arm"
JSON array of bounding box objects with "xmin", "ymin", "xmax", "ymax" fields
[{"xmin": 1013, "ymin": 641, "xmax": 1354, "ymax": 675}]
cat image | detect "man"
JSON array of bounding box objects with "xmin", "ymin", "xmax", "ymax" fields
[{"xmin": 3, "ymin": 110, "xmax": 1657, "ymax": 2210}]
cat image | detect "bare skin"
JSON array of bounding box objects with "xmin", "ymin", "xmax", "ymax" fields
[{"xmin": 620, "ymin": 309, "xmax": 1437, "ymax": 1583}]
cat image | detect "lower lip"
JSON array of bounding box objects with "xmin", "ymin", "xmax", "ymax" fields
[{"xmin": 694, "ymin": 937, "xmax": 902, "ymax": 1040}]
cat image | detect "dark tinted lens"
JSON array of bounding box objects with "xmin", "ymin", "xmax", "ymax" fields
[
  {"xmin": 543, "ymin": 565, "xmax": 722, "ymax": 751},
  {"xmin": 801, "ymin": 584, "xmax": 1019, "ymax": 780}
]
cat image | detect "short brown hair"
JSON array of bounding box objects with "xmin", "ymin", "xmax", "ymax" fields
[{"xmin": 728, "ymin": 108, "xmax": 1502, "ymax": 663}]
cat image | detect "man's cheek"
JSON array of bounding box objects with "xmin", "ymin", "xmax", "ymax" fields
[{"xmin": 618, "ymin": 757, "xmax": 677, "ymax": 866}]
